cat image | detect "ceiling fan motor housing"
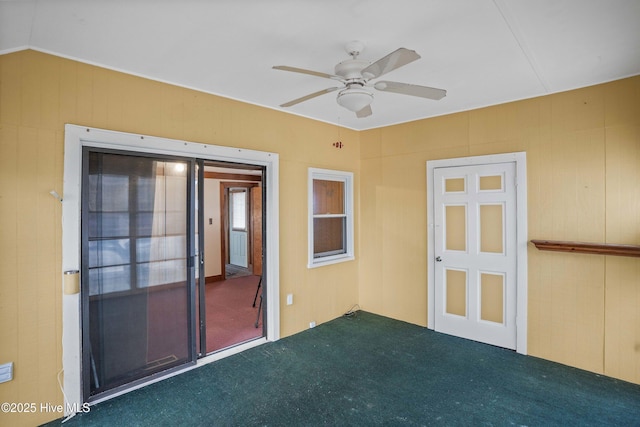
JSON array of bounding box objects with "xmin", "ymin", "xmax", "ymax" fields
[{"xmin": 334, "ymin": 59, "xmax": 370, "ymax": 81}]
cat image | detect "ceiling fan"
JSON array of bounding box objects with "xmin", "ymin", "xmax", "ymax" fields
[{"xmin": 273, "ymin": 41, "xmax": 446, "ymax": 118}]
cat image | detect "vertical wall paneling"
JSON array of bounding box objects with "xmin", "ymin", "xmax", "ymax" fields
[
  {"xmin": 0, "ymin": 50, "xmax": 360, "ymax": 426},
  {"xmin": 360, "ymin": 76, "xmax": 640, "ymax": 384},
  {"xmin": 604, "ymin": 122, "xmax": 640, "ymax": 383},
  {"xmin": 1, "ymin": 47, "xmax": 639, "ymax": 426}
]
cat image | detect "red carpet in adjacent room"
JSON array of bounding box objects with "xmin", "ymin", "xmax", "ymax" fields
[{"xmin": 206, "ymin": 275, "xmax": 264, "ymax": 353}]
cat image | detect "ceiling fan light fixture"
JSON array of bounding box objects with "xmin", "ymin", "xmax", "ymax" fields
[{"xmin": 336, "ymin": 86, "xmax": 373, "ymax": 112}]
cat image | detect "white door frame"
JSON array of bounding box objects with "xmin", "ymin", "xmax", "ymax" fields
[
  {"xmin": 427, "ymin": 152, "xmax": 527, "ymax": 354},
  {"xmin": 61, "ymin": 124, "xmax": 280, "ymax": 411}
]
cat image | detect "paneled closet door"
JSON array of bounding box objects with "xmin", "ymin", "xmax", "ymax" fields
[{"xmin": 433, "ymin": 162, "xmax": 517, "ymax": 350}]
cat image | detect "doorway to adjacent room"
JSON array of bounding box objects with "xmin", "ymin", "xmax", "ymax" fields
[{"xmin": 200, "ymin": 164, "xmax": 265, "ymax": 354}]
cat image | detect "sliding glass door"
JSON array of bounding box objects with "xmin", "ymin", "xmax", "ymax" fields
[{"xmin": 82, "ymin": 149, "xmax": 196, "ymax": 399}]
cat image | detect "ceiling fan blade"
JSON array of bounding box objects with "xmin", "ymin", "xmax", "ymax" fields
[
  {"xmin": 356, "ymin": 105, "xmax": 372, "ymax": 118},
  {"xmin": 280, "ymin": 87, "xmax": 340, "ymax": 107},
  {"xmin": 273, "ymin": 65, "xmax": 342, "ymax": 81},
  {"xmin": 374, "ymin": 81, "xmax": 446, "ymax": 100},
  {"xmin": 361, "ymin": 48, "xmax": 420, "ymax": 79}
]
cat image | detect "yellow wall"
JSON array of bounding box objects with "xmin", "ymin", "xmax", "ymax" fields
[
  {"xmin": 1, "ymin": 48, "xmax": 639, "ymax": 426},
  {"xmin": 0, "ymin": 49, "xmax": 360, "ymax": 426},
  {"xmin": 203, "ymin": 178, "xmax": 222, "ymax": 277},
  {"xmin": 359, "ymin": 75, "xmax": 640, "ymax": 384}
]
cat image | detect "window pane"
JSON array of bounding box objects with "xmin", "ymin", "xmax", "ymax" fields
[
  {"xmin": 88, "ymin": 174, "xmax": 129, "ymax": 211},
  {"xmin": 89, "ymin": 212, "xmax": 129, "ymax": 238},
  {"xmin": 137, "ymin": 259, "xmax": 188, "ymax": 288},
  {"xmin": 137, "ymin": 176, "xmax": 161, "ymax": 211},
  {"xmin": 137, "ymin": 235, "xmax": 187, "ymax": 263},
  {"xmin": 89, "ymin": 266, "xmax": 131, "ymax": 295},
  {"xmin": 231, "ymin": 190, "xmax": 247, "ymax": 230},
  {"xmin": 89, "ymin": 239, "xmax": 130, "ymax": 268},
  {"xmin": 313, "ymin": 180, "xmax": 344, "ymax": 215},
  {"xmin": 313, "ymin": 217, "xmax": 346, "ymax": 257}
]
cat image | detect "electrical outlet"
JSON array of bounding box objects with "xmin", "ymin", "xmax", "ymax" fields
[
  {"xmin": 0, "ymin": 362, "xmax": 13, "ymax": 384},
  {"xmin": 286, "ymin": 294, "xmax": 293, "ymax": 305},
  {"xmin": 309, "ymin": 321, "xmax": 316, "ymax": 329}
]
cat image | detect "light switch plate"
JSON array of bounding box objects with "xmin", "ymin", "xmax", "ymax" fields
[{"xmin": 0, "ymin": 362, "xmax": 13, "ymax": 383}]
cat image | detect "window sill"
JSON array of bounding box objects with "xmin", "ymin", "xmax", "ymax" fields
[{"xmin": 307, "ymin": 255, "xmax": 355, "ymax": 269}]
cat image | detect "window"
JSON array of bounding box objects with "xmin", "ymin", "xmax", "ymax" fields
[
  {"xmin": 230, "ymin": 189, "xmax": 247, "ymax": 231},
  {"xmin": 308, "ymin": 168, "xmax": 354, "ymax": 267}
]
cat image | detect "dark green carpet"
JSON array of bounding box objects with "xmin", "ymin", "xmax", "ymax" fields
[{"xmin": 44, "ymin": 312, "xmax": 640, "ymax": 426}]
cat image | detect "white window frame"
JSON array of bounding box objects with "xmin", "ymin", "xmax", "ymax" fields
[{"xmin": 308, "ymin": 168, "xmax": 354, "ymax": 268}]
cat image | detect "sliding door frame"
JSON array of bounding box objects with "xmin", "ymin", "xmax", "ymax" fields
[
  {"xmin": 196, "ymin": 160, "xmax": 207, "ymax": 356},
  {"xmin": 62, "ymin": 125, "xmax": 280, "ymax": 413}
]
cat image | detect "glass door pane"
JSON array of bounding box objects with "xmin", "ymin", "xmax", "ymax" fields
[{"xmin": 82, "ymin": 150, "xmax": 194, "ymax": 399}]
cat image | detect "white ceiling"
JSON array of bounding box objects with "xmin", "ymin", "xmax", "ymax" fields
[{"xmin": 2, "ymin": 0, "xmax": 639, "ymax": 131}]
